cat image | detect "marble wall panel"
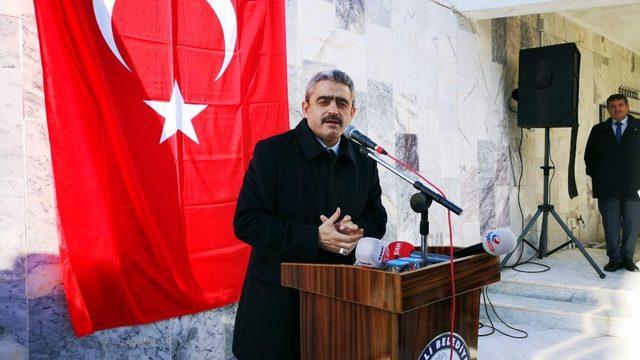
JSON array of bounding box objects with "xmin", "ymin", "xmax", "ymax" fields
[
  {"xmin": 491, "ymin": 18, "xmax": 507, "ymax": 65},
  {"xmin": 390, "ymin": 0, "xmax": 416, "ymax": 46},
  {"xmin": 494, "ymin": 142, "xmax": 513, "ymax": 187},
  {"xmin": 457, "ymin": 14, "xmax": 473, "ymax": 34},
  {"xmin": 367, "ymin": 76, "xmax": 397, "ymax": 243},
  {"xmin": 366, "ymin": 79, "xmax": 394, "ymax": 138},
  {"xmin": 437, "ymin": 61, "xmax": 458, "ymax": 128},
  {"xmin": 395, "ymin": 182, "xmax": 420, "ymax": 243},
  {"xmin": 331, "ymin": 29, "xmax": 367, "ymax": 90},
  {"xmin": 437, "ymin": 31, "xmax": 457, "ymax": 67},
  {"xmin": 395, "ymin": 133, "xmax": 419, "ymax": 170},
  {"xmin": 364, "ymin": 22, "xmax": 392, "ymax": 83},
  {"xmin": 21, "ymin": 13, "xmax": 45, "ymax": 122},
  {"xmin": 0, "ymin": 68, "xmax": 25, "ymax": 278},
  {"xmin": 285, "ymin": 0, "xmax": 298, "ymax": 66},
  {"xmin": 336, "ymin": 0, "xmax": 364, "ymax": 34},
  {"xmin": 391, "ymin": 42, "xmax": 418, "ymax": 97},
  {"xmin": 437, "ymin": 129, "xmax": 461, "ymax": 179},
  {"xmin": 21, "ymin": 0, "xmax": 35, "ymax": 16},
  {"xmin": 394, "ymin": 93, "xmax": 417, "ymax": 133},
  {"xmin": 494, "ymin": 185, "xmax": 511, "ymax": 228},
  {"xmin": 0, "ymin": 1, "xmax": 21, "ymax": 17},
  {"xmin": 0, "ymin": 15, "xmax": 20, "ymax": 69},
  {"xmin": 458, "ymin": 95, "xmax": 483, "ymax": 167},
  {"xmin": 287, "ymin": 64, "xmax": 303, "ymax": 129},
  {"xmin": 434, "ymin": 3, "xmax": 457, "ymax": 38},
  {"xmin": 415, "ymin": 2, "xmax": 438, "ymax": 60},
  {"xmin": 414, "ymin": 55, "xmax": 439, "ymax": 105},
  {"xmin": 24, "ymin": 112, "xmax": 57, "ymax": 255},
  {"xmin": 457, "ymin": 30, "xmax": 479, "ymax": 78},
  {"xmin": 296, "ymin": 0, "xmax": 336, "ymax": 65},
  {"xmin": 364, "ymin": 0, "xmax": 390, "ymax": 28},
  {"xmin": 477, "ymin": 140, "xmax": 497, "ymax": 234},
  {"xmin": 416, "ymin": 108, "xmax": 442, "ymax": 176},
  {"xmin": 520, "ymin": 17, "xmax": 536, "ymax": 49},
  {"xmin": 353, "ymin": 90, "xmax": 368, "ymax": 131},
  {"xmin": 461, "ymin": 221, "xmax": 481, "ymax": 245}
]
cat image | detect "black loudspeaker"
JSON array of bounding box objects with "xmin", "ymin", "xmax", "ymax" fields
[{"xmin": 517, "ymin": 43, "xmax": 580, "ymax": 128}]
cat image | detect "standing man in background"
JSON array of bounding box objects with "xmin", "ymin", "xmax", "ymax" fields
[
  {"xmin": 585, "ymin": 93, "xmax": 640, "ymax": 272},
  {"xmin": 232, "ymin": 69, "xmax": 387, "ymax": 359}
]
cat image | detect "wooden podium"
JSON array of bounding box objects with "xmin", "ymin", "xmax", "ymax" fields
[{"xmin": 281, "ymin": 248, "xmax": 500, "ymax": 360}]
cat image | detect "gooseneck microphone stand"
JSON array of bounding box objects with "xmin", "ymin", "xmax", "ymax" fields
[
  {"xmin": 411, "ymin": 193, "xmax": 433, "ymax": 259},
  {"xmin": 351, "ymin": 141, "xmax": 463, "ymax": 262},
  {"xmin": 500, "ymin": 128, "xmax": 606, "ymax": 279}
]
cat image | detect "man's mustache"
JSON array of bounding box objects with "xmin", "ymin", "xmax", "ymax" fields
[{"xmin": 321, "ymin": 115, "xmax": 343, "ymax": 126}]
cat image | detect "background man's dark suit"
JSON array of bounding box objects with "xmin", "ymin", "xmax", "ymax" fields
[
  {"xmin": 232, "ymin": 119, "xmax": 387, "ymax": 359},
  {"xmin": 585, "ymin": 114, "xmax": 640, "ymax": 269}
]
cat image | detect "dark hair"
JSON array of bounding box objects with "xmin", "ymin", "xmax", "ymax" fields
[
  {"xmin": 304, "ymin": 69, "xmax": 355, "ymax": 106},
  {"xmin": 606, "ymin": 93, "xmax": 629, "ymax": 106}
]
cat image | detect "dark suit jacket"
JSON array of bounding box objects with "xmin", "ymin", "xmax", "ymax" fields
[
  {"xmin": 232, "ymin": 119, "xmax": 387, "ymax": 359},
  {"xmin": 585, "ymin": 115, "xmax": 640, "ymax": 199}
]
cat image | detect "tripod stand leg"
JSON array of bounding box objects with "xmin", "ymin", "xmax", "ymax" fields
[
  {"xmin": 539, "ymin": 210, "xmax": 550, "ymax": 259},
  {"xmin": 549, "ymin": 209, "xmax": 606, "ymax": 279},
  {"xmin": 500, "ymin": 209, "xmax": 543, "ymax": 269}
]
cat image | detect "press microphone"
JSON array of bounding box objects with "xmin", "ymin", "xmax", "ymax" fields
[
  {"xmin": 354, "ymin": 237, "xmax": 389, "ymax": 268},
  {"xmin": 453, "ymin": 228, "xmax": 517, "ymax": 258},
  {"xmin": 388, "ymin": 241, "xmax": 415, "ymax": 259},
  {"xmin": 344, "ymin": 125, "xmax": 387, "ymax": 155}
]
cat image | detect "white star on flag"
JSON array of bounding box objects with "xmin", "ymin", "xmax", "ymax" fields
[{"xmin": 144, "ymin": 81, "xmax": 208, "ymax": 144}]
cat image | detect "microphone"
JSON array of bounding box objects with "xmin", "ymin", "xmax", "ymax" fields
[
  {"xmin": 354, "ymin": 237, "xmax": 389, "ymax": 268},
  {"xmin": 388, "ymin": 241, "xmax": 415, "ymax": 259},
  {"xmin": 453, "ymin": 228, "xmax": 517, "ymax": 258},
  {"xmin": 344, "ymin": 125, "xmax": 387, "ymax": 155}
]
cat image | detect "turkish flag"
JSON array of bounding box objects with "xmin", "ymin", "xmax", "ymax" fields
[{"xmin": 34, "ymin": 0, "xmax": 288, "ymax": 335}]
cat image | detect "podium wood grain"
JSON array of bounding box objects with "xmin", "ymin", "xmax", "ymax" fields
[{"xmin": 281, "ymin": 248, "xmax": 500, "ymax": 360}]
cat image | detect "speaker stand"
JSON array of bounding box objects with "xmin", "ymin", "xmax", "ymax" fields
[{"xmin": 501, "ymin": 128, "xmax": 606, "ymax": 279}]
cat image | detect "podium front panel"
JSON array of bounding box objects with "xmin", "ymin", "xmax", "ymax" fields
[{"xmin": 299, "ymin": 292, "xmax": 398, "ymax": 359}]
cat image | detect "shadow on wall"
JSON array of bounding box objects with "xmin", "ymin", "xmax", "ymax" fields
[{"xmin": 0, "ymin": 254, "xmax": 238, "ymax": 359}]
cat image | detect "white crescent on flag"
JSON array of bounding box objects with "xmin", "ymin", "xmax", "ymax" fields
[
  {"xmin": 92, "ymin": 0, "xmax": 130, "ymax": 71},
  {"xmin": 92, "ymin": 0, "xmax": 237, "ymax": 81}
]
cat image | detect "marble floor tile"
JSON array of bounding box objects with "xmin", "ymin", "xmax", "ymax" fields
[
  {"xmin": 170, "ymin": 305, "xmax": 236, "ymax": 360},
  {"xmin": 478, "ymin": 324, "xmax": 634, "ymax": 360},
  {"xmin": 0, "ymin": 278, "xmax": 27, "ymax": 358},
  {"xmin": 28, "ymin": 293, "xmax": 105, "ymax": 359}
]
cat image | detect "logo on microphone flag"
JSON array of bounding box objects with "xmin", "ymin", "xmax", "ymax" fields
[
  {"xmin": 484, "ymin": 231, "xmax": 501, "ymax": 253},
  {"xmin": 34, "ymin": 0, "xmax": 289, "ymax": 335}
]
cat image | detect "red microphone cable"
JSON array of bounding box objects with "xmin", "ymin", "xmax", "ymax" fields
[{"xmin": 382, "ymin": 151, "xmax": 456, "ymax": 360}]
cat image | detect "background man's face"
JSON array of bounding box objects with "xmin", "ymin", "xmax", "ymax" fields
[
  {"xmin": 607, "ymin": 99, "xmax": 629, "ymax": 121},
  {"xmin": 302, "ymin": 80, "xmax": 355, "ymax": 146}
]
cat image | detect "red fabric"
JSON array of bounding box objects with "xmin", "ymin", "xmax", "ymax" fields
[{"xmin": 34, "ymin": 0, "xmax": 288, "ymax": 336}]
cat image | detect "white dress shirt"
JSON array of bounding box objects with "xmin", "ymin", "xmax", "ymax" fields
[{"xmin": 612, "ymin": 116, "xmax": 628, "ymax": 136}]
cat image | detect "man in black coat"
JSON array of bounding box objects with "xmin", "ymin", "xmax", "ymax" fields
[
  {"xmin": 232, "ymin": 69, "xmax": 387, "ymax": 359},
  {"xmin": 585, "ymin": 93, "xmax": 640, "ymax": 272}
]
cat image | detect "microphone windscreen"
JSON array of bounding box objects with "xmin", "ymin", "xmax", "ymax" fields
[
  {"xmin": 354, "ymin": 237, "xmax": 388, "ymax": 268},
  {"xmin": 482, "ymin": 228, "xmax": 517, "ymax": 256},
  {"xmin": 344, "ymin": 124, "xmax": 356, "ymax": 139},
  {"xmin": 388, "ymin": 241, "xmax": 415, "ymax": 259}
]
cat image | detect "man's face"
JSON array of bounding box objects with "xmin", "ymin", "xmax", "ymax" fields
[
  {"xmin": 607, "ymin": 99, "xmax": 629, "ymax": 121},
  {"xmin": 302, "ymin": 80, "xmax": 356, "ymax": 146}
]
